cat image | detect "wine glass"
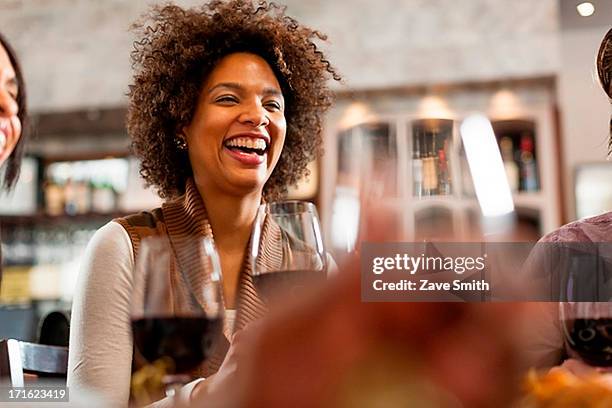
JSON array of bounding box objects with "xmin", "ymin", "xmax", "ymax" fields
[
  {"xmin": 130, "ymin": 235, "xmax": 224, "ymax": 401},
  {"xmin": 250, "ymin": 201, "xmax": 327, "ymax": 305},
  {"xmin": 559, "ymin": 245, "xmax": 612, "ymax": 367},
  {"xmin": 560, "ymin": 302, "xmax": 612, "ymax": 367}
]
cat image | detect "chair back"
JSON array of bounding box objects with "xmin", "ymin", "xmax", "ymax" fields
[
  {"xmin": 0, "ymin": 339, "xmax": 68, "ymax": 387},
  {"xmin": 39, "ymin": 311, "xmax": 70, "ymax": 347}
]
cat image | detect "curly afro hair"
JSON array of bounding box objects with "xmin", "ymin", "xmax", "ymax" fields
[{"xmin": 127, "ymin": 0, "xmax": 341, "ymax": 199}]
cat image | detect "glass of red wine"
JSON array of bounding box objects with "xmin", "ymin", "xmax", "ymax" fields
[
  {"xmin": 251, "ymin": 201, "xmax": 327, "ymax": 306},
  {"xmin": 560, "ymin": 302, "xmax": 612, "ymax": 367},
  {"xmin": 559, "ymin": 246, "xmax": 612, "ymax": 367},
  {"xmin": 130, "ymin": 236, "xmax": 224, "ymax": 399}
]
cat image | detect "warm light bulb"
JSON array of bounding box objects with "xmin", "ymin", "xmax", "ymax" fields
[
  {"xmin": 489, "ymin": 89, "xmax": 522, "ymax": 119},
  {"xmin": 417, "ymin": 95, "xmax": 454, "ymax": 119},
  {"xmin": 338, "ymin": 102, "xmax": 376, "ymax": 130},
  {"xmin": 576, "ymin": 2, "xmax": 595, "ymax": 17}
]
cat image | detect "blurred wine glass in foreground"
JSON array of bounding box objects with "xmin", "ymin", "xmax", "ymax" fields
[
  {"xmin": 560, "ymin": 302, "xmax": 612, "ymax": 367},
  {"xmin": 251, "ymin": 201, "xmax": 327, "ymax": 305},
  {"xmin": 130, "ymin": 236, "xmax": 224, "ymax": 400},
  {"xmin": 559, "ymin": 248, "xmax": 612, "ymax": 367}
]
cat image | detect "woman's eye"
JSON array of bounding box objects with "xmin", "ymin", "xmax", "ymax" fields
[
  {"xmin": 4, "ymin": 86, "xmax": 17, "ymax": 101},
  {"xmin": 265, "ymin": 101, "xmax": 282, "ymax": 111},
  {"xmin": 215, "ymin": 95, "xmax": 238, "ymax": 104}
]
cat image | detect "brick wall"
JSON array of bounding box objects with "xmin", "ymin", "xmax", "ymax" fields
[{"xmin": 0, "ymin": 0, "xmax": 559, "ymax": 112}]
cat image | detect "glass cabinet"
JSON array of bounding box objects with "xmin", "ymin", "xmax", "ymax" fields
[{"xmin": 328, "ymin": 101, "xmax": 561, "ymax": 248}]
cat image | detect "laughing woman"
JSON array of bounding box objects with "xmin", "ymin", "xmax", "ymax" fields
[
  {"xmin": 67, "ymin": 1, "xmax": 339, "ymax": 406},
  {"xmin": 0, "ymin": 33, "xmax": 27, "ymax": 283}
]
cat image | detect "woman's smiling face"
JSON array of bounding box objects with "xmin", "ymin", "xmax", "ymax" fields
[
  {"xmin": 184, "ymin": 52, "xmax": 286, "ymax": 197},
  {"xmin": 0, "ymin": 42, "xmax": 21, "ymax": 167}
]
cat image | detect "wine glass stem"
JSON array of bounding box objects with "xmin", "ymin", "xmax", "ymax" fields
[
  {"xmin": 163, "ymin": 374, "xmax": 191, "ymax": 406},
  {"xmin": 165, "ymin": 383, "xmax": 181, "ymax": 398}
]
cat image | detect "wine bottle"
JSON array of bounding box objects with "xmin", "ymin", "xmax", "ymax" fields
[
  {"xmin": 422, "ymin": 130, "xmax": 438, "ymax": 196},
  {"xmin": 519, "ymin": 134, "xmax": 538, "ymax": 191},
  {"xmin": 412, "ymin": 130, "xmax": 423, "ymax": 198},
  {"xmin": 437, "ymin": 137, "xmax": 451, "ymax": 195},
  {"xmin": 500, "ymin": 137, "xmax": 519, "ymax": 192}
]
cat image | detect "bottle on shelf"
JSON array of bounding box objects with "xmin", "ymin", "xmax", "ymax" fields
[
  {"xmin": 499, "ymin": 137, "xmax": 519, "ymax": 192},
  {"xmin": 412, "ymin": 129, "xmax": 423, "ymax": 198},
  {"xmin": 519, "ymin": 133, "xmax": 538, "ymax": 192},
  {"xmin": 63, "ymin": 178, "xmax": 77, "ymax": 216},
  {"xmin": 44, "ymin": 181, "xmax": 64, "ymax": 216},
  {"xmin": 91, "ymin": 182, "xmax": 117, "ymax": 214},
  {"xmin": 422, "ymin": 129, "xmax": 438, "ymax": 196},
  {"xmin": 437, "ymin": 138, "xmax": 452, "ymax": 195},
  {"xmin": 74, "ymin": 181, "xmax": 91, "ymax": 214}
]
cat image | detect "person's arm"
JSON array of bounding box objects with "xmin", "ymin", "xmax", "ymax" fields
[{"xmin": 67, "ymin": 221, "xmax": 136, "ymax": 406}]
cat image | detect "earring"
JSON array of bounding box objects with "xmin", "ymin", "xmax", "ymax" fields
[{"xmin": 175, "ymin": 136, "xmax": 187, "ymax": 150}]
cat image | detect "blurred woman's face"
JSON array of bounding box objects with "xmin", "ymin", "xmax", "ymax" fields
[
  {"xmin": 184, "ymin": 52, "xmax": 286, "ymax": 197},
  {"xmin": 0, "ymin": 43, "xmax": 21, "ymax": 166}
]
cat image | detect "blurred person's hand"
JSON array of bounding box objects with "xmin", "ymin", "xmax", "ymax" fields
[
  {"xmin": 240, "ymin": 269, "xmax": 528, "ymax": 407},
  {"xmin": 189, "ymin": 204, "xmax": 531, "ymax": 407},
  {"xmin": 188, "ymin": 260, "xmax": 530, "ymax": 407},
  {"xmin": 189, "ymin": 326, "xmax": 261, "ymax": 406}
]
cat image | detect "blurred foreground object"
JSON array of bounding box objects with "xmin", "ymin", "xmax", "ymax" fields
[
  {"xmin": 196, "ymin": 255, "xmax": 531, "ymax": 407},
  {"xmin": 521, "ymin": 369, "xmax": 612, "ymax": 408}
]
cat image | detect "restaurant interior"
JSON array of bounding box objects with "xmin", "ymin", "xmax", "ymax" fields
[{"xmin": 1, "ymin": 0, "xmax": 612, "ymax": 406}]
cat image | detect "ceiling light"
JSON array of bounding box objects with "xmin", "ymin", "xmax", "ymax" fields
[{"xmin": 576, "ymin": 2, "xmax": 595, "ymax": 17}]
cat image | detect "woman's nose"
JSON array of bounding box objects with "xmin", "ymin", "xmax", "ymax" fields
[
  {"xmin": 0, "ymin": 87, "xmax": 18, "ymax": 117},
  {"xmin": 238, "ymin": 101, "xmax": 269, "ymax": 127}
]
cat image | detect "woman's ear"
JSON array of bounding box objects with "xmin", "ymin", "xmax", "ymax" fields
[{"xmin": 597, "ymin": 28, "xmax": 612, "ymax": 99}]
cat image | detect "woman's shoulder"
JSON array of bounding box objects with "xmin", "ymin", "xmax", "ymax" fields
[
  {"xmin": 114, "ymin": 207, "xmax": 165, "ymax": 230},
  {"xmin": 113, "ymin": 208, "xmax": 167, "ymax": 254},
  {"xmin": 539, "ymin": 211, "xmax": 612, "ymax": 243},
  {"xmin": 74, "ymin": 221, "xmax": 135, "ymax": 307},
  {"xmin": 86, "ymin": 221, "xmax": 134, "ymax": 263}
]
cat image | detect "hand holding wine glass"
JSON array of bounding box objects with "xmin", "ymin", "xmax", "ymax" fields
[{"xmin": 130, "ymin": 236, "xmax": 225, "ymax": 402}]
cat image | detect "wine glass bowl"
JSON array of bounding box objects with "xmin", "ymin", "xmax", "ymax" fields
[
  {"xmin": 557, "ymin": 244, "xmax": 612, "ymax": 367},
  {"xmin": 251, "ymin": 201, "xmax": 327, "ymax": 305},
  {"xmin": 560, "ymin": 302, "xmax": 612, "ymax": 367},
  {"xmin": 130, "ymin": 236, "xmax": 224, "ymax": 397}
]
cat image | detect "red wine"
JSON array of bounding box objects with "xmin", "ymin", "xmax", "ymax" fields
[
  {"xmin": 253, "ymin": 269, "xmax": 326, "ymax": 303},
  {"xmin": 563, "ymin": 318, "xmax": 612, "ymax": 367},
  {"xmin": 132, "ymin": 316, "xmax": 222, "ymax": 373}
]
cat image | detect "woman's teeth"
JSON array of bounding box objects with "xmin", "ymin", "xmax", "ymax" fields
[
  {"xmin": 0, "ymin": 133, "xmax": 5, "ymax": 150},
  {"xmin": 225, "ymin": 137, "xmax": 267, "ymax": 154}
]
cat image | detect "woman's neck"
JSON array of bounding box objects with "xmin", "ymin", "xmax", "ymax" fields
[{"xmin": 195, "ymin": 180, "xmax": 262, "ymax": 252}]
